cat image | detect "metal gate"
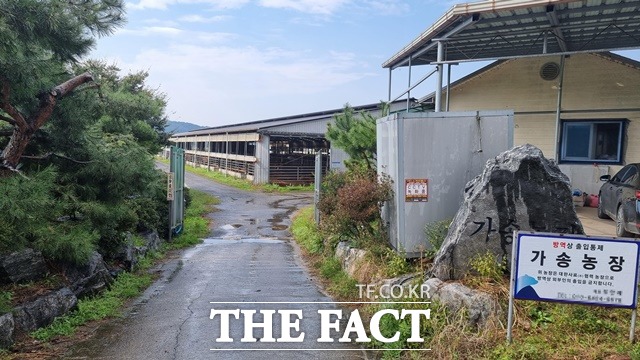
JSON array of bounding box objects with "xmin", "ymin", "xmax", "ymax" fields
[{"xmin": 169, "ymin": 146, "xmax": 185, "ymax": 236}]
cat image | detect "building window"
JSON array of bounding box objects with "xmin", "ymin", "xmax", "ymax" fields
[{"xmin": 560, "ymin": 120, "xmax": 625, "ymax": 164}]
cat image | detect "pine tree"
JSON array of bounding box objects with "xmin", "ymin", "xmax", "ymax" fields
[
  {"xmin": 0, "ymin": 0, "xmax": 125, "ymax": 175},
  {"xmin": 327, "ymin": 104, "xmax": 379, "ymax": 170}
]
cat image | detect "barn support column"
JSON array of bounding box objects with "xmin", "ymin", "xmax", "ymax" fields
[
  {"xmin": 254, "ymin": 134, "xmax": 270, "ymax": 184},
  {"xmin": 435, "ymin": 41, "xmax": 444, "ymax": 112},
  {"xmin": 407, "ymin": 56, "xmax": 412, "ymax": 112},
  {"xmin": 446, "ymin": 63, "xmax": 452, "ymax": 111}
]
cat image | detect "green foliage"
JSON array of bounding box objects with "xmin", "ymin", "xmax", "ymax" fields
[
  {"xmin": 469, "ymin": 251, "xmax": 507, "ymax": 282},
  {"xmin": 381, "ymin": 248, "xmax": 412, "ymax": 277},
  {"xmin": 164, "ymin": 189, "xmax": 218, "ymax": 250},
  {"xmin": 326, "ymin": 105, "xmax": 378, "ymax": 170},
  {"xmin": 424, "ymin": 218, "xmax": 451, "ymax": 257},
  {"xmin": 0, "ymin": 291, "xmax": 13, "ymax": 314},
  {"xmin": 291, "ymin": 207, "xmax": 323, "ymax": 254},
  {"xmin": 34, "ymin": 223, "xmax": 99, "ymax": 264},
  {"xmin": 318, "ymin": 257, "xmax": 358, "ymax": 299},
  {"xmin": 0, "ymin": 169, "xmax": 57, "ymax": 253},
  {"xmin": 529, "ymin": 306, "xmax": 553, "ymax": 328},
  {"xmin": 0, "ymin": 0, "xmax": 124, "ymax": 103}
]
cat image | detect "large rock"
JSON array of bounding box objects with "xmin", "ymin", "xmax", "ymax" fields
[
  {"xmin": 335, "ymin": 242, "xmax": 367, "ymax": 278},
  {"xmin": 140, "ymin": 230, "xmax": 162, "ymax": 252},
  {"xmin": 431, "ymin": 144, "xmax": 584, "ymax": 280},
  {"xmin": 115, "ymin": 230, "xmax": 163, "ymax": 271},
  {"xmin": 12, "ymin": 287, "xmax": 77, "ymax": 335},
  {"xmin": 424, "ymin": 278, "xmax": 500, "ymax": 327},
  {"xmin": 0, "ymin": 313, "xmax": 14, "ymax": 348},
  {"xmin": 64, "ymin": 252, "xmax": 114, "ymax": 298},
  {"xmin": 0, "ymin": 249, "xmax": 48, "ymax": 284}
]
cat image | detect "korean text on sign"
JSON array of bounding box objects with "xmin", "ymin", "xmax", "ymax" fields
[{"xmin": 514, "ymin": 233, "xmax": 640, "ymax": 308}]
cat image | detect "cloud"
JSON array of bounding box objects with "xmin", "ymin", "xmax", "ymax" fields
[
  {"xmin": 127, "ymin": 0, "xmax": 249, "ymax": 10},
  {"xmin": 118, "ymin": 26, "xmax": 184, "ymax": 36},
  {"xmin": 363, "ymin": 0, "xmax": 410, "ymax": 15},
  {"xmin": 142, "ymin": 18, "xmax": 180, "ymax": 27},
  {"xmin": 258, "ymin": 0, "xmax": 351, "ymax": 15},
  {"xmin": 179, "ymin": 14, "xmax": 232, "ymax": 23},
  {"xmin": 110, "ymin": 43, "xmax": 377, "ymax": 124}
]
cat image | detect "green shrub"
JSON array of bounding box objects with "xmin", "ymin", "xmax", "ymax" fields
[
  {"xmin": 0, "ymin": 291, "xmax": 13, "ymax": 314},
  {"xmin": 382, "ymin": 248, "xmax": 412, "ymax": 277},
  {"xmin": 0, "ymin": 168, "xmax": 57, "ymax": 253},
  {"xmin": 469, "ymin": 251, "xmax": 507, "ymax": 282},
  {"xmin": 34, "ymin": 223, "xmax": 99, "ymax": 265},
  {"xmin": 318, "ymin": 169, "xmax": 392, "ymax": 246},
  {"xmin": 424, "ymin": 218, "xmax": 451, "ymax": 257}
]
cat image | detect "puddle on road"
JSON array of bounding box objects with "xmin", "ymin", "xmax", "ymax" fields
[
  {"xmin": 202, "ymin": 238, "xmax": 284, "ymax": 245},
  {"xmin": 221, "ymin": 224, "xmax": 243, "ymax": 230},
  {"xmin": 271, "ymin": 225, "xmax": 287, "ymax": 231}
]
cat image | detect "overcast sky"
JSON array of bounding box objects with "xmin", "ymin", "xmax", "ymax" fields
[
  {"xmin": 88, "ymin": 0, "xmax": 461, "ymax": 126},
  {"xmin": 91, "ymin": 0, "xmax": 640, "ymax": 127}
]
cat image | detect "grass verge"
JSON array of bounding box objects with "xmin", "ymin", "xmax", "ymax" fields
[
  {"xmin": 164, "ymin": 188, "xmax": 220, "ymax": 250},
  {"xmin": 156, "ymin": 156, "xmax": 313, "ymax": 193},
  {"xmin": 290, "ymin": 206, "xmax": 640, "ymax": 359},
  {"xmin": 28, "ymin": 189, "xmax": 219, "ymax": 343}
]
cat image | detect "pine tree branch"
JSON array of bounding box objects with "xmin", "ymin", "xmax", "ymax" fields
[
  {"xmin": 0, "ymin": 114, "xmax": 16, "ymax": 126},
  {"xmin": 0, "ymin": 161, "xmax": 29, "ymax": 179},
  {"xmin": 0, "ymin": 80, "xmax": 28, "ymax": 130},
  {"xmin": 21, "ymin": 152, "xmax": 95, "ymax": 164},
  {"xmin": 30, "ymin": 72, "xmax": 94, "ymax": 131}
]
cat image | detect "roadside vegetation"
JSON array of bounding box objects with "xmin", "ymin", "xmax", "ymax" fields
[
  {"xmin": 21, "ymin": 189, "xmax": 218, "ymax": 346},
  {"xmin": 0, "ymin": 2, "xmax": 221, "ymax": 356},
  {"xmin": 291, "ymin": 104, "xmax": 640, "ymax": 359},
  {"xmin": 293, "ymin": 205, "xmax": 640, "ymax": 359}
]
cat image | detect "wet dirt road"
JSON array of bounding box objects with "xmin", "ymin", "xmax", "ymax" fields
[{"xmin": 65, "ymin": 164, "xmax": 368, "ymax": 359}]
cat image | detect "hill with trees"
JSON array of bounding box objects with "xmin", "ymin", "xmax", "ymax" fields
[{"xmin": 165, "ymin": 120, "xmax": 204, "ymax": 134}]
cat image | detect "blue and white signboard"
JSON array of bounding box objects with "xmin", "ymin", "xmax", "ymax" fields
[{"xmin": 512, "ymin": 232, "xmax": 640, "ymax": 308}]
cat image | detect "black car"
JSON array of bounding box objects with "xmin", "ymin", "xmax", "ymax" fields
[{"xmin": 598, "ymin": 163, "xmax": 640, "ymax": 237}]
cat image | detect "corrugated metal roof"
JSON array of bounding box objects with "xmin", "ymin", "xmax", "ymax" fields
[
  {"xmin": 171, "ymin": 99, "xmax": 414, "ymax": 138},
  {"xmin": 383, "ymin": 0, "xmax": 640, "ymax": 69}
]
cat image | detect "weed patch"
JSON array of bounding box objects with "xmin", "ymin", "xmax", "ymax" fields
[
  {"xmin": 290, "ymin": 207, "xmax": 323, "ymax": 254},
  {"xmin": 31, "ymin": 272, "xmax": 152, "ymax": 341},
  {"xmin": 164, "ymin": 189, "xmax": 218, "ymax": 250}
]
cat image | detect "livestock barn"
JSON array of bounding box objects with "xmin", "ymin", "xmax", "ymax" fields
[{"xmin": 168, "ymin": 101, "xmax": 413, "ymax": 185}]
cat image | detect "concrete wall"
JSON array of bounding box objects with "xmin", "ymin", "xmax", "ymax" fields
[{"xmin": 443, "ymin": 53, "xmax": 640, "ymax": 194}]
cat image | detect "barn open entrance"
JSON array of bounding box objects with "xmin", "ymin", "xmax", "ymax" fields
[{"xmin": 268, "ymin": 135, "xmax": 330, "ymax": 185}]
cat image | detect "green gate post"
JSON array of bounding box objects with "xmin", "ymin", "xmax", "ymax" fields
[{"xmin": 168, "ymin": 146, "xmax": 185, "ymax": 240}]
